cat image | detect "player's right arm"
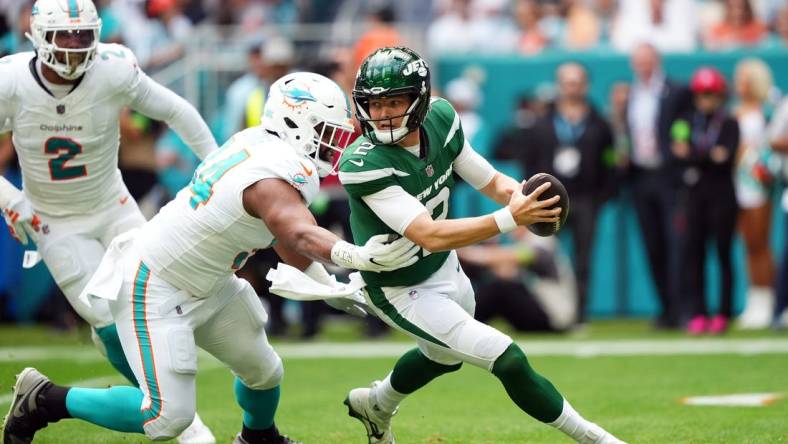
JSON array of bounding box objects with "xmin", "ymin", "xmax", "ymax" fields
[
  {"xmin": 242, "ymin": 178, "xmax": 418, "ymax": 272},
  {"xmin": 367, "ymin": 183, "xmax": 559, "ymax": 253}
]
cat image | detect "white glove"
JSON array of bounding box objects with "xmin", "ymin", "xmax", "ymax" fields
[
  {"xmin": 330, "ymin": 234, "xmax": 420, "ymax": 273},
  {"xmin": 304, "ymin": 262, "xmax": 368, "ymax": 317},
  {"xmin": 0, "ymin": 178, "xmax": 40, "ymax": 246}
]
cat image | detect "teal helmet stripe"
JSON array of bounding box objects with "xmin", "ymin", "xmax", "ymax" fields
[{"xmin": 68, "ymin": 0, "xmax": 79, "ymax": 18}]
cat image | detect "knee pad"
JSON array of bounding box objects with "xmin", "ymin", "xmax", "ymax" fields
[
  {"xmin": 42, "ymin": 240, "xmax": 87, "ymax": 289},
  {"xmin": 492, "ymin": 344, "xmax": 530, "ymax": 379}
]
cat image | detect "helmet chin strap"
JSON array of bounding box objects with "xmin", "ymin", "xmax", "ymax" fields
[{"xmin": 373, "ymin": 126, "xmax": 409, "ymax": 145}]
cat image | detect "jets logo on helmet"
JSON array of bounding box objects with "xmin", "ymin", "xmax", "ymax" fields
[
  {"xmin": 353, "ymin": 47, "xmax": 432, "ymax": 145},
  {"xmin": 261, "ymin": 72, "xmax": 355, "ymax": 177},
  {"xmin": 27, "ymin": 0, "xmax": 102, "ymax": 80}
]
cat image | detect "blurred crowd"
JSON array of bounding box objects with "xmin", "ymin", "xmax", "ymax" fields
[{"xmin": 1, "ymin": 0, "xmax": 788, "ymax": 338}]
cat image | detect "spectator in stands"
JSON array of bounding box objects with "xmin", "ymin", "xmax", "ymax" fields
[
  {"xmin": 353, "ymin": 5, "xmax": 401, "ymax": 70},
  {"xmin": 608, "ymin": 82, "xmax": 631, "ymax": 170},
  {"xmin": 563, "ymin": 0, "xmax": 602, "ymax": 50},
  {"xmin": 733, "ymin": 58, "xmax": 776, "ymax": 329},
  {"xmin": 671, "ymin": 67, "xmax": 739, "ymax": 335},
  {"xmin": 704, "ymin": 0, "xmax": 768, "ymax": 50},
  {"xmin": 142, "ymin": 0, "xmax": 194, "ymax": 72},
  {"xmin": 243, "ymin": 36, "xmax": 295, "ymax": 130},
  {"xmin": 459, "ymin": 228, "xmax": 577, "ymax": 332},
  {"xmin": 494, "ymin": 95, "xmax": 542, "ymax": 163},
  {"xmin": 626, "ymin": 43, "xmax": 692, "ymax": 329},
  {"xmin": 512, "ymin": 0, "xmax": 548, "ymax": 54},
  {"xmin": 767, "ymin": 4, "xmax": 788, "ymax": 47},
  {"xmin": 768, "ymin": 95, "xmax": 788, "ymax": 329},
  {"xmin": 119, "ymin": 110, "xmax": 165, "ymax": 218},
  {"xmin": 612, "ymin": 0, "xmax": 698, "ymax": 53},
  {"xmin": 427, "ymin": 0, "xmax": 517, "ymax": 55},
  {"xmin": 445, "ymin": 76, "xmax": 492, "ymax": 156},
  {"xmin": 221, "ymin": 41, "xmax": 264, "ymax": 141},
  {"xmin": 0, "ymin": 1, "xmax": 34, "ymax": 55},
  {"xmin": 530, "ymin": 62, "xmax": 615, "ymax": 326}
]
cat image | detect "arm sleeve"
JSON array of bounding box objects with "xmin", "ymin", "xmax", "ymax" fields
[
  {"xmin": 453, "ymin": 139, "xmax": 497, "ymax": 190},
  {"xmin": 125, "ymin": 71, "xmax": 218, "ymax": 160},
  {"xmin": 361, "ymin": 186, "xmax": 428, "ymax": 235}
]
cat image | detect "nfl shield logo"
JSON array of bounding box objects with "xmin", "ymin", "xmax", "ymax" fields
[
  {"xmin": 56, "ymin": 104, "xmax": 65, "ymax": 114},
  {"xmin": 425, "ymin": 165, "xmax": 434, "ymax": 177}
]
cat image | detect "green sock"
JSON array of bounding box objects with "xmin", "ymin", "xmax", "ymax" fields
[
  {"xmin": 492, "ymin": 343, "xmax": 564, "ymax": 422},
  {"xmin": 389, "ymin": 348, "xmax": 461, "ymax": 394}
]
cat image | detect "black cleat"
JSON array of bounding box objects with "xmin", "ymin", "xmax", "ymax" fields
[
  {"xmin": 2, "ymin": 368, "xmax": 52, "ymax": 444},
  {"xmin": 232, "ymin": 430, "xmax": 301, "ymax": 444}
]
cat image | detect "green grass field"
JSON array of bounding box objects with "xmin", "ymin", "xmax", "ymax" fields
[{"xmin": 1, "ymin": 321, "xmax": 787, "ymax": 443}]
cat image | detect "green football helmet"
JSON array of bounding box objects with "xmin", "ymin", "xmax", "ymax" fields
[{"xmin": 353, "ymin": 46, "xmax": 431, "ymax": 145}]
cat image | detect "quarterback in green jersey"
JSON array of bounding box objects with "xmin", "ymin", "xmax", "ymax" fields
[{"xmin": 338, "ymin": 47, "xmax": 625, "ymax": 444}]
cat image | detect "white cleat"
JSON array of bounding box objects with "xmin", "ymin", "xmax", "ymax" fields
[
  {"xmin": 176, "ymin": 412, "xmax": 216, "ymax": 444},
  {"xmin": 579, "ymin": 423, "xmax": 627, "ymax": 444},
  {"xmin": 344, "ymin": 381, "xmax": 396, "ymax": 444}
]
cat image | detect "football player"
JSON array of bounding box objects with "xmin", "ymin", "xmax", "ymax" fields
[
  {"xmin": 2, "ymin": 72, "xmax": 420, "ymax": 444},
  {"xmin": 340, "ymin": 47, "xmax": 624, "ymax": 444},
  {"xmin": 0, "ymin": 1, "xmax": 218, "ymax": 442}
]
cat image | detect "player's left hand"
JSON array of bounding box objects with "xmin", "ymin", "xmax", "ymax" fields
[{"xmin": 2, "ymin": 195, "xmax": 41, "ymax": 245}]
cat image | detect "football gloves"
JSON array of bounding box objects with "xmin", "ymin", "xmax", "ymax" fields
[
  {"xmin": 0, "ymin": 178, "xmax": 40, "ymax": 246},
  {"xmin": 331, "ymin": 234, "xmax": 419, "ymax": 273}
]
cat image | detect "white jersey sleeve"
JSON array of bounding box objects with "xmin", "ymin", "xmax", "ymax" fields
[
  {"xmin": 113, "ymin": 45, "xmax": 217, "ymax": 160},
  {"xmin": 136, "ymin": 127, "xmax": 320, "ymax": 297},
  {"xmin": 0, "ymin": 54, "xmax": 17, "ymax": 134}
]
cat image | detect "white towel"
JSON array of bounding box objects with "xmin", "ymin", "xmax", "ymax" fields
[
  {"xmin": 266, "ymin": 263, "xmax": 366, "ymax": 303},
  {"xmin": 79, "ymin": 228, "xmax": 139, "ymax": 306}
]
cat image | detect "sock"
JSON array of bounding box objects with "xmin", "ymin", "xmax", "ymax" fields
[
  {"xmin": 548, "ymin": 399, "xmax": 611, "ymax": 443},
  {"xmin": 65, "ymin": 386, "xmax": 145, "ymax": 433},
  {"xmin": 389, "ymin": 348, "xmax": 462, "ymax": 394},
  {"xmin": 234, "ymin": 378, "xmax": 280, "ymax": 430},
  {"xmin": 38, "ymin": 383, "xmax": 71, "ymax": 423},
  {"xmin": 491, "ymin": 344, "xmax": 563, "ymax": 422},
  {"xmin": 371, "ymin": 374, "xmax": 406, "ymax": 414},
  {"xmin": 94, "ymin": 324, "xmax": 139, "ymax": 386}
]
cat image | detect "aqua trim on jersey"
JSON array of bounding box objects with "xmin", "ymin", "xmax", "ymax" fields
[
  {"xmin": 339, "ymin": 97, "xmax": 464, "ymax": 287},
  {"xmin": 132, "ymin": 262, "xmax": 163, "ymax": 425},
  {"xmin": 367, "ymin": 286, "xmax": 448, "ymax": 347}
]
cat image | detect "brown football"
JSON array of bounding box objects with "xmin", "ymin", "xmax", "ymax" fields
[{"xmin": 522, "ymin": 173, "xmax": 569, "ymax": 237}]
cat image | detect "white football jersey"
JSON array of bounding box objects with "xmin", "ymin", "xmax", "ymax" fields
[
  {"xmin": 136, "ymin": 127, "xmax": 321, "ymax": 297},
  {"xmin": 0, "ymin": 43, "xmax": 216, "ymax": 217}
]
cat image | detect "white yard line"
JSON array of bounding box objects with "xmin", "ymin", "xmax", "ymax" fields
[{"xmin": 2, "ymin": 338, "xmax": 788, "ymax": 364}]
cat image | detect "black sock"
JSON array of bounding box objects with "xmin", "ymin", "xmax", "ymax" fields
[
  {"xmin": 38, "ymin": 383, "xmax": 72, "ymax": 423},
  {"xmin": 242, "ymin": 423, "xmax": 281, "ymax": 443}
]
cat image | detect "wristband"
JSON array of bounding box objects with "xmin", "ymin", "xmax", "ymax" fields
[{"xmin": 493, "ymin": 207, "xmax": 517, "ymax": 233}]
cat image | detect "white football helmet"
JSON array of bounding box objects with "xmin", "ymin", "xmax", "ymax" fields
[
  {"xmin": 26, "ymin": 0, "xmax": 102, "ymax": 80},
  {"xmin": 261, "ymin": 72, "xmax": 355, "ymax": 177}
]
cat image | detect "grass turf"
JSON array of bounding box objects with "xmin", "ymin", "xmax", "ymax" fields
[{"xmin": 0, "ymin": 322, "xmax": 787, "ymax": 443}]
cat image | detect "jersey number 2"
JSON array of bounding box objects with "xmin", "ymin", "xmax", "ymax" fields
[
  {"xmin": 189, "ymin": 149, "xmax": 250, "ymax": 209},
  {"xmin": 422, "ymin": 187, "xmax": 450, "ymax": 257},
  {"xmin": 45, "ymin": 137, "xmax": 87, "ymax": 181}
]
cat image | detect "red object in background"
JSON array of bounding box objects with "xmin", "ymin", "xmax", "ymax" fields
[{"xmin": 690, "ymin": 67, "xmax": 727, "ymax": 94}]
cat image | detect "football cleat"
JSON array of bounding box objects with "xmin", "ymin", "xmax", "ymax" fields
[
  {"xmin": 176, "ymin": 412, "xmax": 216, "ymax": 444},
  {"xmin": 2, "ymin": 368, "xmax": 52, "ymax": 444},
  {"xmin": 232, "ymin": 428, "xmax": 301, "ymax": 444},
  {"xmin": 344, "ymin": 382, "xmax": 396, "ymax": 444}
]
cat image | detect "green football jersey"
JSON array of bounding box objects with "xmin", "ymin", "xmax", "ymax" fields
[{"xmin": 339, "ymin": 97, "xmax": 465, "ymax": 287}]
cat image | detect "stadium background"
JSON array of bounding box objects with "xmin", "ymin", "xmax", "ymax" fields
[{"xmin": 1, "ymin": 1, "xmax": 788, "ymax": 443}]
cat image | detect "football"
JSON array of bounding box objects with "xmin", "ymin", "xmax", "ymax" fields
[{"xmin": 522, "ymin": 173, "xmax": 570, "ymax": 237}]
